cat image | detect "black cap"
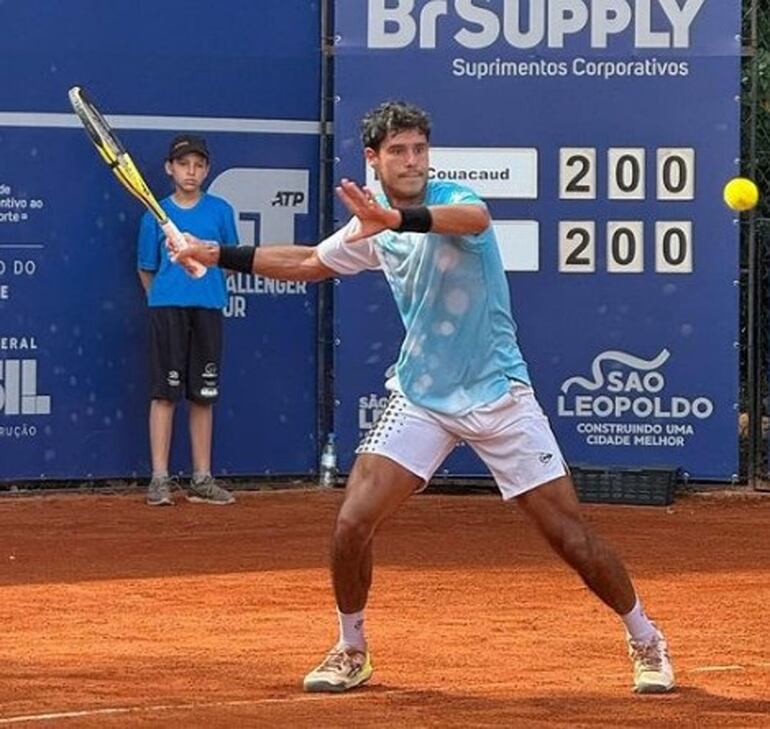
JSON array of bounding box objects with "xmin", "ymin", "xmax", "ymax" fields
[{"xmin": 167, "ymin": 134, "xmax": 209, "ymax": 162}]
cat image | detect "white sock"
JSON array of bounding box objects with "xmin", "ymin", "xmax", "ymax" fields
[
  {"xmin": 621, "ymin": 596, "xmax": 658, "ymax": 643},
  {"xmin": 151, "ymin": 471, "xmax": 168, "ymax": 480},
  {"xmin": 192, "ymin": 471, "xmax": 211, "ymax": 483},
  {"xmin": 337, "ymin": 608, "xmax": 366, "ymax": 651}
]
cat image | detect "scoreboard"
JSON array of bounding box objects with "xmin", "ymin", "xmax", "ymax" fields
[{"xmin": 333, "ymin": 0, "xmax": 740, "ymax": 480}]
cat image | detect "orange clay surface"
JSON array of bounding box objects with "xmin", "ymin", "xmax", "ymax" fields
[{"xmin": 0, "ymin": 488, "xmax": 768, "ymax": 728}]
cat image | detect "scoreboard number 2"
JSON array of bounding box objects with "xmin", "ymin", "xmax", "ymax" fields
[
  {"xmin": 559, "ymin": 148, "xmax": 596, "ymax": 200},
  {"xmin": 559, "ymin": 221, "xmax": 596, "ymax": 272}
]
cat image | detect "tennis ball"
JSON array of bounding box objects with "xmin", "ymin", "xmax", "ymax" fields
[{"xmin": 723, "ymin": 177, "xmax": 759, "ymax": 211}]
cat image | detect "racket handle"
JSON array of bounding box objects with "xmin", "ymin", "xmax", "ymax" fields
[{"xmin": 161, "ymin": 220, "xmax": 207, "ymax": 279}]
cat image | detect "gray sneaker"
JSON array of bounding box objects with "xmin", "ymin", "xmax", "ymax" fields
[
  {"xmin": 186, "ymin": 475, "xmax": 235, "ymax": 505},
  {"xmin": 146, "ymin": 476, "xmax": 176, "ymax": 506}
]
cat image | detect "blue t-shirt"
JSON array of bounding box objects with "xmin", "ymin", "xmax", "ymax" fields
[
  {"xmin": 317, "ymin": 180, "xmax": 530, "ymax": 416},
  {"xmin": 137, "ymin": 193, "xmax": 238, "ymax": 308}
]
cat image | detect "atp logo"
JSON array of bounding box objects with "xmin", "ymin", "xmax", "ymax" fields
[
  {"xmin": 271, "ymin": 191, "xmax": 305, "ymax": 207},
  {"xmin": 558, "ymin": 348, "xmax": 713, "ymax": 420}
]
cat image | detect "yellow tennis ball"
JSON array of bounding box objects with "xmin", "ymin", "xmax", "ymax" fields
[{"xmin": 723, "ymin": 177, "xmax": 759, "ymax": 211}]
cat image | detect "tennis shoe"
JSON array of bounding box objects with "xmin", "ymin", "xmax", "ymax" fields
[
  {"xmin": 146, "ymin": 476, "xmax": 176, "ymax": 506},
  {"xmin": 186, "ymin": 475, "xmax": 235, "ymax": 505},
  {"xmin": 628, "ymin": 627, "xmax": 675, "ymax": 694},
  {"xmin": 303, "ymin": 644, "xmax": 373, "ymax": 693}
]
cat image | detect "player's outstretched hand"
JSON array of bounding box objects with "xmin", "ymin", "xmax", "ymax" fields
[
  {"xmin": 166, "ymin": 233, "xmax": 219, "ymax": 269},
  {"xmin": 336, "ymin": 179, "xmax": 400, "ymax": 243}
]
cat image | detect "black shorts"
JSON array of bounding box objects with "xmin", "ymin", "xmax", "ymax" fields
[{"xmin": 149, "ymin": 307, "xmax": 223, "ymax": 404}]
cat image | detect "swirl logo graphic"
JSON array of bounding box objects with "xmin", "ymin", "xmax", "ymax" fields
[{"xmin": 561, "ymin": 349, "xmax": 670, "ymax": 394}]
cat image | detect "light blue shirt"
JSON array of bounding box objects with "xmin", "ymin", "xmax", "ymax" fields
[
  {"xmin": 137, "ymin": 193, "xmax": 237, "ymax": 309},
  {"xmin": 318, "ymin": 180, "xmax": 530, "ymax": 416}
]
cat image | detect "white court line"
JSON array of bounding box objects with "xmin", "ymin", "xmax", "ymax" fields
[
  {"xmin": 689, "ymin": 665, "xmax": 745, "ymax": 673},
  {"xmin": 0, "ymin": 113, "xmax": 323, "ymax": 135},
  {"xmin": 0, "ymin": 244, "xmax": 44, "ymax": 249},
  {"xmin": 0, "ymin": 691, "xmax": 410, "ymax": 725},
  {"xmin": 688, "ymin": 662, "xmax": 770, "ymax": 674}
]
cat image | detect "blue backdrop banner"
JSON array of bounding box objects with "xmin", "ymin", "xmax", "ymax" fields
[
  {"xmin": 0, "ymin": 0, "xmax": 322, "ymax": 479},
  {"xmin": 332, "ymin": 0, "xmax": 741, "ymax": 480}
]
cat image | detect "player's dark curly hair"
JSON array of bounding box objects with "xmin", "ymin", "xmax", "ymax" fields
[{"xmin": 360, "ymin": 101, "xmax": 432, "ymax": 151}]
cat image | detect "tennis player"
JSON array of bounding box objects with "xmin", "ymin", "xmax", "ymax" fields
[{"xmin": 172, "ymin": 102, "xmax": 675, "ymax": 695}]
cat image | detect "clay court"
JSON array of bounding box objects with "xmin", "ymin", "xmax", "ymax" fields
[{"xmin": 0, "ymin": 488, "xmax": 768, "ymax": 728}]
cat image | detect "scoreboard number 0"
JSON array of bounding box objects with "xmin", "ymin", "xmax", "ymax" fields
[
  {"xmin": 607, "ymin": 221, "xmax": 644, "ymax": 272},
  {"xmin": 655, "ymin": 221, "xmax": 693, "ymax": 273},
  {"xmin": 657, "ymin": 148, "xmax": 695, "ymax": 200},
  {"xmin": 608, "ymin": 148, "xmax": 645, "ymax": 200}
]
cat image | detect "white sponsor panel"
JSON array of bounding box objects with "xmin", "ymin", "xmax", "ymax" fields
[
  {"xmin": 494, "ymin": 221, "xmax": 539, "ymax": 272},
  {"xmin": 366, "ymin": 147, "xmax": 538, "ymax": 199}
]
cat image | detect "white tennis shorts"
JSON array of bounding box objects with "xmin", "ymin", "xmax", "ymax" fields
[{"xmin": 356, "ymin": 383, "xmax": 567, "ymax": 500}]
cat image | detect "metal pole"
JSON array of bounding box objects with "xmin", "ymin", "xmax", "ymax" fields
[
  {"xmin": 316, "ymin": 0, "xmax": 336, "ymax": 473},
  {"xmin": 746, "ymin": 0, "xmax": 761, "ymax": 488}
]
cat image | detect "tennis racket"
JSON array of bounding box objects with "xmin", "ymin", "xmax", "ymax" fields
[{"xmin": 68, "ymin": 86, "xmax": 206, "ymax": 278}]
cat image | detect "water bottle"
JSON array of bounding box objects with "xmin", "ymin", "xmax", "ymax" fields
[{"xmin": 319, "ymin": 432, "xmax": 338, "ymax": 488}]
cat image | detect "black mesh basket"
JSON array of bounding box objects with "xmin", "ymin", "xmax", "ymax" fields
[{"xmin": 570, "ymin": 465, "xmax": 678, "ymax": 506}]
